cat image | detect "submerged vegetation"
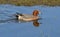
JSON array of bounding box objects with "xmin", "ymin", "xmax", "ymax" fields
[{"xmin": 0, "ymin": 0, "xmax": 60, "ymax": 6}]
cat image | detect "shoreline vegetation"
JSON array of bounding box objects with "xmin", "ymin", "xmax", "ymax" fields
[{"xmin": 0, "ymin": 0, "xmax": 60, "ymax": 6}]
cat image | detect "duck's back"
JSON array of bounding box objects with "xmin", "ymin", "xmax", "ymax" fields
[{"xmin": 23, "ymin": 14, "xmax": 34, "ymax": 18}]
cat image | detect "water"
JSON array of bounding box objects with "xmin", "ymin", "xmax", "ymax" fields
[{"xmin": 0, "ymin": 4, "xmax": 60, "ymax": 37}]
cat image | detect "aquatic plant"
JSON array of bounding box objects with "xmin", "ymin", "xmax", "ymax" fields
[{"xmin": 0, "ymin": 0, "xmax": 60, "ymax": 6}]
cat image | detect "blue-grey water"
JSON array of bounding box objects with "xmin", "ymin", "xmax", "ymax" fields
[{"xmin": 0, "ymin": 4, "xmax": 60, "ymax": 37}]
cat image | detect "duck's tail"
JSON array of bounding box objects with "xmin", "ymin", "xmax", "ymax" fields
[{"xmin": 16, "ymin": 12, "xmax": 23, "ymax": 16}]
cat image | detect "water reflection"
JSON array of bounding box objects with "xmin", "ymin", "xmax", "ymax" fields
[
  {"xmin": 0, "ymin": 18, "xmax": 16, "ymax": 23},
  {"xmin": 0, "ymin": 16, "xmax": 41, "ymax": 27},
  {"xmin": 33, "ymin": 20, "xmax": 39, "ymax": 27}
]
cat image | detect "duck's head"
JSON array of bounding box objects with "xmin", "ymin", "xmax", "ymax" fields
[{"xmin": 33, "ymin": 10, "xmax": 40, "ymax": 16}]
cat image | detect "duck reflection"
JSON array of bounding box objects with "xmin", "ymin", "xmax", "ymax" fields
[
  {"xmin": 0, "ymin": 18, "xmax": 41, "ymax": 27},
  {"xmin": 33, "ymin": 20, "xmax": 39, "ymax": 27}
]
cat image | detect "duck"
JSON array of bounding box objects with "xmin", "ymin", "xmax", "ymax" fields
[{"xmin": 15, "ymin": 10, "xmax": 40, "ymax": 21}]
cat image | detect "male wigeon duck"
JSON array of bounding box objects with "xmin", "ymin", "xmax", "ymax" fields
[{"xmin": 16, "ymin": 10, "xmax": 40, "ymax": 21}]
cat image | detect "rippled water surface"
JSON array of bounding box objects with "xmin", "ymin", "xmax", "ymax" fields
[{"xmin": 0, "ymin": 4, "xmax": 60, "ymax": 37}]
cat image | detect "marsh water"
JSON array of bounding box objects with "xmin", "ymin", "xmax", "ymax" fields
[{"xmin": 0, "ymin": 4, "xmax": 60, "ymax": 37}]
